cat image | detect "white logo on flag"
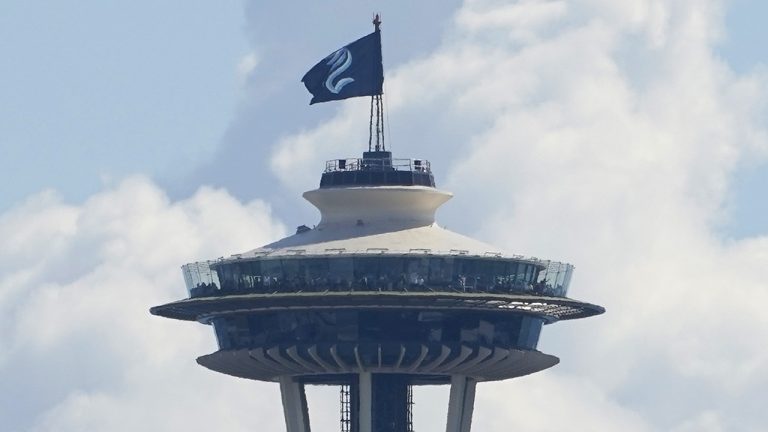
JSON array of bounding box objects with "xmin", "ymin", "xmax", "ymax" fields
[{"xmin": 325, "ymin": 48, "xmax": 354, "ymax": 94}]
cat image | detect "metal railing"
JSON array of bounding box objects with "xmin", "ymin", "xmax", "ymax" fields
[
  {"xmin": 182, "ymin": 257, "xmax": 575, "ymax": 299},
  {"xmin": 325, "ymin": 158, "xmax": 431, "ymax": 173},
  {"xmin": 181, "ymin": 261, "xmax": 221, "ymax": 297}
]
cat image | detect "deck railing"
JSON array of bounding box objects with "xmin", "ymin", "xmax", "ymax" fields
[
  {"xmin": 324, "ymin": 158, "xmax": 431, "ymax": 174},
  {"xmin": 182, "ymin": 256, "xmax": 574, "ymax": 299}
]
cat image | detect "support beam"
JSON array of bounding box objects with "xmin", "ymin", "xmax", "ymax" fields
[
  {"xmin": 358, "ymin": 372, "xmax": 372, "ymax": 432},
  {"xmin": 279, "ymin": 376, "xmax": 311, "ymax": 432},
  {"xmin": 445, "ymin": 375, "xmax": 477, "ymax": 432}
]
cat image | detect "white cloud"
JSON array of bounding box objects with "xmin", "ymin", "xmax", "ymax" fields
[
  {"xmin": 269, "ymin": 0, "xmax": 768, "ymax": 429},
  {"xmin": 270, "ymin": 97, "xmax": 371, "ymax": 191},
  {"xmin": 455, "ymin": 0, "xmax": 568, "ymax": 43},
  {"xmin": 0, "ymin": 177, "xmax": 289, "ymax": 431},
  {"xmin": 237, "ymin": 52, "xmax": 260, "ymax": 84},
  {"xmin": 670, "ymin": 411, "xmax": 725, "ymax": 432},
  {"xmin": 474, "ymin": 373, "xmax": 653, "ymax": 432}
]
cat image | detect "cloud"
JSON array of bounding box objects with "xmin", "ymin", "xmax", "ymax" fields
[
  {"xmin": 474, "ymin": 372, "xmax": 653, "ymax": 432},
  {"xmin": 237, "ymin": 52, "xmax": 260, "ymax": 84},
  {"xmin": 0, "ymin": 177, "xmax": 290, "ymax": 431},
  {"xmin": 270, "ymin": 97, "xmax": 372, "ymax": 191},
  {"xmin": 269, "ymin": 0, "xmax": 768, "ymax": 430},
  {"xmin": 455, "ymin": 0, "xmax": 568, "ymax": 43}
]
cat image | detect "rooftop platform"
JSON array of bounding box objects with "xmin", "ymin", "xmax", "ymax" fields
[{"xmin": 320, "ymin": 151, "xmax": 435, "ymax": 188}]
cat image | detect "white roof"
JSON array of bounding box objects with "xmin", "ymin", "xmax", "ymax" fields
[
  {"xmin": 239, "ymin": 223, "xmax": 521, "ymax": 258},
  {"xmin": 226, "ymin": 186, "xmax": 543, "ymax": 264}
]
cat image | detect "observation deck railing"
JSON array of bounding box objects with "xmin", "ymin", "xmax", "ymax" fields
[
  {"xmin": 324, "ymin": 158, "xmax": 431, "ymax": 174},
  {"xmin": 182, "ymin": 260, "xmax": 221, "ymax": 297},
  {"xmin": 320, "ymin": 157, "xmax": 435, "ymax": 188},
  {"xmin": 182, "ymin": 256, "xmax": 574, "ymax": 299}
]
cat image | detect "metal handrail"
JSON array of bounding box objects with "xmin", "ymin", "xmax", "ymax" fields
[
  {"xmin": 325, "ymin": 158, "xmax": 432, "ymax": 173},
  {"xmin": 183, "ymin": 257, "xmax": 575, "ymax": 299}
]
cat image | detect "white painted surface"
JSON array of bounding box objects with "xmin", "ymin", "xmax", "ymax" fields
[
  {"xmin": 279, "ymin": 377, "xmax": 310, "ymax": 432},
  {"xmin": 304, "ymin": 186, "xmax": 452, "ymax": 227},
  {"xmin": 234, "ymin": 185, "xmax": 537, "ymax": 261},
  {"xmin": 445, "ymin": 375, "xmax": 477, "ymax": 432}
]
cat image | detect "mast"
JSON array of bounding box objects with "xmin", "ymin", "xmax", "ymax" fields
[{"xmin": 368, "ymin": 14, "xmax": 385, "ymax": 152}]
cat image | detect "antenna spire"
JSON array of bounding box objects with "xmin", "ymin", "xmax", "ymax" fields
[{"xmin": 369, "ymin": 14, "xmax": 385, "ymax": 152}]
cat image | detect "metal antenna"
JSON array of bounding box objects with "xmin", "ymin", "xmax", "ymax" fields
[
  {"xmin": 368, "ymin": 95, "xmax": 374, "ymax": 152},
  {"xmin": 375, "ymin": 94, "xmax": 381, "ymax": 151},
  {"xmin": 369, "ymin": 14, "xmax": 385, "ymax": 152}
]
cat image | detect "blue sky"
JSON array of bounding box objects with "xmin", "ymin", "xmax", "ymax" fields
[
  {"xmin": 719, "ymin": 0, "xmax": 768, "ymax": 237},
  {"xmin": 2, "ymin": 1, "xmax": 768, "ymax": 431},
  {"xmin": 0, "ymin": 1, "xmax": 245, "ymax": 208}
]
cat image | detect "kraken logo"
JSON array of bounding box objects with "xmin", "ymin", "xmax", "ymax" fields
[{"xmin": 325, "ymin": 48, "xmax": 354, "ymax": 94}]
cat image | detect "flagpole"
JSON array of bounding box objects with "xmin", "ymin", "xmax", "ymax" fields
[
  {"xmin": 369, "ymin": 95, "xmax": 375, "ymax": 152},
  {"xmin": 370, "ymin": 14, "xmax": 385, "ymax": 152}
]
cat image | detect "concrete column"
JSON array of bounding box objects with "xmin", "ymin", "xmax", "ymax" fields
[
  {"xmin": 279, "ymin": 376, "xmax": 311, "ymax": 432},
  {"xmin": 445, "ymin": 375, "xmax": 477, "ymax": 432},
  {"xmin": 358, "ymin": 372, "xmax": 373, "ymax": 432}
]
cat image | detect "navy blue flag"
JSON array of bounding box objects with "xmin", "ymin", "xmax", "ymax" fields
[{"xmin": 302, "ymin": 31, "xmax": 384, "ymax": 104}]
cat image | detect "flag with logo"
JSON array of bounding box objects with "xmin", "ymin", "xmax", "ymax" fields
[{"xmin": 302, "ymin": 30, "xmax": 384, "ymax": 105}]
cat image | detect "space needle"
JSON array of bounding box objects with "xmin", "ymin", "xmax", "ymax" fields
[{"xmin": 150, "ymin": 16, "xmax": 604, "ymax": 432}]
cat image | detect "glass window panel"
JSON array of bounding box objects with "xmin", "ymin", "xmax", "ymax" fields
[
  {"xmin": 556, "ymin": 264, "xmax": 566, "ymax": 291},
  {"xmin": 404, "ymin": 257, "xmax": 427, "ymax": 289},
  {"xmin": 428, "ymin": 257, "xmax": 449, "ymax": 285},
  {"xmin": 329, "ymin": 257, "xmax": 354, "ymax": 290},
  {"xmin": 197, "ymin": 256, "xmax": 574, "ymax": 297},
  {"xmin": 562, "ymin": 266, "xmax": 574, "ymax": 296},
  {"xmin": 280, "ymin": 259, "xmax": 304, "ymax": 289},
  {"xmin": 264, "ymin": 260, "xmax": 282, "ymax": 279}
]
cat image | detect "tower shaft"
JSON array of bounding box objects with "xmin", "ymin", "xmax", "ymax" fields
[{"xmin": 279, "ymin": 373, "xmax": 474, "ymax": 432}]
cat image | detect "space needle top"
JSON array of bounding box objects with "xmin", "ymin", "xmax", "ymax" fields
[
  {"xmin": 153, "ymin": 16, "xmax": 604, "ymax": 323},
  {"xmin": 150, "ymin": 17, "xmax": 604, "ymax": 432}
]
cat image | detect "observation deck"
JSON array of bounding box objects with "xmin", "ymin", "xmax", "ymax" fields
[
  {"xmin": 160, "ymin": 253, "xmax": 599, "ymax": 321},
  {"xmin": 320, "ymin": 151, "xmax": 435, "ymax": 188}
]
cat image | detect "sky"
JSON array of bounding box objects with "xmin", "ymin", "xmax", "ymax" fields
[{"xmin": 1, "ymin": 0, "xmax": 767, "ymax": 431}]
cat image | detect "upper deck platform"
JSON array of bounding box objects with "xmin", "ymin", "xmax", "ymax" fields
[{"xmin": 320, "ymin": 151, "xmax": 435, "ymax": 188}]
